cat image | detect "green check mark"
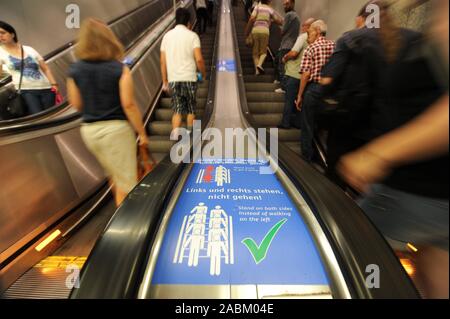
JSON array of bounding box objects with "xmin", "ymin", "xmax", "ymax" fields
[{"xmin": 242, "ymin": 219, "xmax": 288, "ymax": 265}]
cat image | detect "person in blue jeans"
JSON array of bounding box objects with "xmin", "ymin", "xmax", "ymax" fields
[
  {"xmin": 296, "ymin": 20, "xmax": 335, "ymax": 161},
  {"xmin": 0, "ymin": 21, "xmax": 59, "ymax": 116},
  {"xmin": 278, "ymin": 18, "xmax": 313, "ymax": 129},
  {"xmin": 274, "ymin": 0, "xmax": 299, "ymax": 91}
]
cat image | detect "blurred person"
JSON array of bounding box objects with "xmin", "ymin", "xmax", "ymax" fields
[
  {"xmin": 160, "ymin": 8, "xmax": 206, "ymax": 131},
  {"xmin": 0, "ymin": 21, "xmax": 59, "ymax": 115},
  {"xmin": 318, "ymin": 0, "xmax": 381, "ymax": 185},
  {"xmin": 244, "ymin": 0, "xmax": 254, "ymax": 20},
  {"xmin": 207, "ymin": 0, "xmax": 215, "ymax": 26},
  {"xmin": 194, "ymin": 0, "xmax": 208, "ymax": 35},
  {"xmin": 245, "ymin": 0, "xmax": 283, "ymax": 75},
  {"xmin": 67, "ymin": 18, "xmax": 149, "ymax": 207},
  {"xmin": 295, "ymin": 20, "xmax": 335, "ymax": 162},
  {"xmin": 273, "ymin": 0, "xmax": 300, "ymax": 92},
  {"xmin": 338, "ymin": 0, "xmax": 449, "ymax": 298},
  {"xmin": 277, "ymin": 18, "xmax": 314, "ymax": 129},
  {"xmin": 354, "ymin": 0, "xmax": 379, "ymax": 29}
]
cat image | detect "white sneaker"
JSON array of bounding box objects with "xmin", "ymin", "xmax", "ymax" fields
[
  {"xmin": 273, "ymin": 80, "xmax": 281, "ymax": 84},
  {"xmin": 275, "ymin": 88, "xmax": 286, "ymax": 94},
  {"xmin": 256, "ymin": 65, "xmax": 265, "ymax": 74}
]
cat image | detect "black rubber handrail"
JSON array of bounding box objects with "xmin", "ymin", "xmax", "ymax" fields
[
  {"xmin": 70, "ymin": 157, "xmax": 185, "ymax": 298},
  {"xmin": 232, "ymin": 1, "xmax": 419, "ymax": 299},
  {"xmin": 71, "ymin": 4, "xmax": 221, "ymax": 298},
  {"xmin": 0, "ymin": 0, "xmax": 180, "ymax": 130},
  {"xmin": 43, "ymin": 0, "xmax": 178, "ymax": 60},
  {"xmin": 278, "ymin": 143, "xmax": 419, "ymax": 299}
]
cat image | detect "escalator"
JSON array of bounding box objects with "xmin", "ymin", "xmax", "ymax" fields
[
  {"xmin": 0, "ymin": 0, "xmax": 183, "ymax": 128},
  {"xmin": 0, "ymin": 1, "xmax": 218, "ymax": 299},
  {"xmin": 71, "ymin": 0, "xmax": 418, "ymax": 300},
  {"xmin": 234, "ymin": 6, "xmax": 302, "ymax": 156}
]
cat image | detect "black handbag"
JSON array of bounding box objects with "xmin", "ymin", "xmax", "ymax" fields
[{"xmin": 4, "ymin": 46, "xmax": 27, "ymax": 119}]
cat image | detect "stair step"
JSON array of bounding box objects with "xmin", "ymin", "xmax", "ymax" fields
[
  {"xmin": 148, "ymin": 135, "xmax": 176, "ymax": 154},
  {"xmin": 244, "ymin": 75, "xmax": 274, "ymax": 83},
  {"xmin": 155, "ymin": 109, "xmax": 205, "ymax": 121},
  {"xmin": 252, "ymin": 114, "xmax": 283, "ymax": 127},
  {"xmin": 245, "ymin": 83, "xmax": 278, "ymax": 92},
  {"xmin": 246, "ymin": 92, "xmax": 284, "ymax": 103},
  {"xmin": 248, "ymin": 102, "xmax": 284, "ymax": 114}
]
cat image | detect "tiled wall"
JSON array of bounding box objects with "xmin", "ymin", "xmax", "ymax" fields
[
  {"xmin": 390, "ymin": 0, "xmax": 431, "ymax": 32},
  {"xmin": 270, "ymin": 0, "xmax": 431, "ymax": 40}
]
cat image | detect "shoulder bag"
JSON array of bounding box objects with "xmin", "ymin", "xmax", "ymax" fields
[{"xmin": 4, "ymin": 46, "xmax": 27, "ymax": 118}]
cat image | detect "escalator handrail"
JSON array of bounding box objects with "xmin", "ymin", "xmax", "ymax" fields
[
  {"xmin": 233, "ymin": 1, "xmax": 419, "ymax": 299},
  {"xmin": 70, "ymin": 157, "xmax": 185, "ymax": 298},
  {"xmin": 277, "ymin": 144, "xmax": 419, "ymax": 299},
  {"xmin": 0, "ymin": 1, "xmax": 183, "ymax": 131},
  {"xmin": 70, "ymin": 6, "xmax": 222, "ymax": 299}
]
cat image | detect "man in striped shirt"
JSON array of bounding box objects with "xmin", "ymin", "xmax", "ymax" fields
[{"xmin": 296, "ymin": 20, "xmax": 335, "ymax": 162}]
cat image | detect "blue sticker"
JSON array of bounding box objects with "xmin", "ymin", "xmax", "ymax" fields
[
  {"xmin": 217, "ymin": 59, "xmax": 236, "ymax": 72},
  {"xmin": 122, "ymin": 56, "xmax": 134, "ymax": 66},
  {"xmin": 152, "ymin": 159, "xmax": 329, "ymax": 286}
]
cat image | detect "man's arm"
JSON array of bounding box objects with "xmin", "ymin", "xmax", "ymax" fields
[
  {"xmin": 296, "ymin": 48, "xmax": 312, "ymax": 110},
  {"xmin": 320, "ymin": 37, "xmax": 349, "ymax": 86},
  {"xmin": 273, "ymin": 11, "xmax": 284, "ymax": 26},
  {"xmin": 283, "ymin": 33, "xmax": 307, "ymax": 63},
  {"xmin": 283, "ymin": 50, "xmax": 300, "ymax": 63},
  {"xmin": 160, "ymin": 51, "xmax": 168, "ymax": 90},
  {"xmin": 339, "ymin": 95, "xmax": 449, "ymax": 192},
  {"xmin": 296, "ymin": 72, "xmax": 310, "ymax": 111},
  {"xmin": 194, "ymin": 47, "xmax": 206, "ymax": 80},
  {"xmin": 119, "ymin": 66, "xmax": 149, "ymax": 146}
]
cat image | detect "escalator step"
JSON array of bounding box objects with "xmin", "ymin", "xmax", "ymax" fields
[
  {"xmin": 246, "ymin": 92, "xmax": 284, "ymax": 102},
  {"xmin": 247, "ymin": 102, "xmax": 284, "ymax": 114},
  {"xmin": 277, "ymin": 129, "xmax": 302, "ymax": 142},
  {"xmin": 285, "ymin": 142, "xmax": 302, "ymax": 155},
  {"xmin": 148, "ymin": 135, "xmax": 177, "ymax": 153},
  {"xmin": 155, "ymin": 109, "xmax": 205, "ymax": 121},
  {"xmin": 244, "ymin": 75, "xmax": 274, "ymax": 82},
  {"xmin": 148, "ymin": 121, "xmax": 174, "ymax": 136},
  {"xmin": 245, "ymin": 83, "xmax": 278, "ymax": 92},
  {"xmin": 243, "ymin": 67, "xmax": 274, "ymax": 75},
  {"xmin": 252, "ymin": 114, "xmax": 283, "ymax": 126}
]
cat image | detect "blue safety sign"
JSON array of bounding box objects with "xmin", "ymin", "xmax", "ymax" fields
[
  {"xmin": 151, "ymin": 159, "xmax": 330, "ymax": 286},
  {"xmin": 217, "ymin": 59, "xmax": 236, "ymax": 72}
]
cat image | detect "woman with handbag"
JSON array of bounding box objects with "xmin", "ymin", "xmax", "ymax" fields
[
  {"xmin": 245, "ymin": 0, "xmax": 283, "ymax": 75},
  {"xmin": 67, "ymin": 18, "xmax": 150, "ymax": 207},
  {"xmin": 0, "ymin": 21, "xmax": 59, "ymax": 116}
]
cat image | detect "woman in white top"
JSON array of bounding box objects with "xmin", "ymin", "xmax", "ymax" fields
[{"xmin": 0, "ymin": 21, "xmax": 59, "ymax": 115}]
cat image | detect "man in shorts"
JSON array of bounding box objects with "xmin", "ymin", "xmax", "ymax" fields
[{"xmin": 160, "ymin": 8, "xmax": 206, "ymax": 132}]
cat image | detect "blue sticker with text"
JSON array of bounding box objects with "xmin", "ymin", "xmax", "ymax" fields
[
  {"xmin": 152, "ymin": 159, "xmax": 329, "ymax": 286},
  {"xmin": 217, "ymin": 59, "xmax": 236, "ymax": 72}
]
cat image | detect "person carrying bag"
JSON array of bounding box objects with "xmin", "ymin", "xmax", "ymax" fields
[{"xmin": 3, "ymin": 45, "xmax": 26, "ymax": 119}]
